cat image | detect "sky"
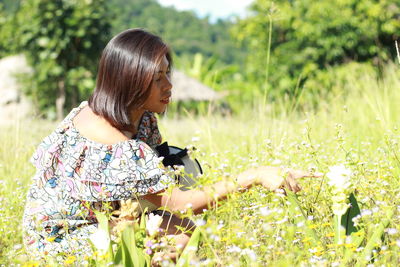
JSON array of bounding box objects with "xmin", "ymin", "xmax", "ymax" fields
[{"xmin": 157, "ymin": 0, "xmax": 254, "ymax": 22}]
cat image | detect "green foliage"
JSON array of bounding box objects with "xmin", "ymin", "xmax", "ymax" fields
[
  {"xmin": 341, "ymin": 193, "xmax": 361, "ymax": 236},
  {"xmin": 91, "ymin": 210, "xmax": 201, "ymax": 267},
  {"xmin": 107, "ymin": 0, "xmax": 245, "ymax": 66},
  {"xmin": 0, "ymin": 1, "xmax": 20, "ymax": 57},
  {"xmin": 176, "ymin": 227, "xmax": 202, "ymax": 267},
  {"xmin": 13, "ymin": 0, "xmax": 110, "ymax": 118},
  {"xmin": 234, "ymin": 0, "xmax": 400, "ymax": 100},
  {"xmin": 0, "ymin": 0, "xmax": 20, "ymax": 12},
  {"xmin": 1, "ymin": 63, "xmax": 400, "ymax": 265}
]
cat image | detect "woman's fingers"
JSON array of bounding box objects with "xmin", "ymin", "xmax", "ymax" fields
[
  {"xmin": 285, "ymin": 174, "xmax": 302, "ymax": 193},
  {"xmin": 289, "ymin": 169, "xmax": 323, "ymax": 179},
  {"xmin": 252, "ymin": 166, "xmax": 322, "ymax": 192}
]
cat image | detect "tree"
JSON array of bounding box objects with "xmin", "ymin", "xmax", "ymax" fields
[
  {"xmin": 233, "ymin": 0, "xmax": 400, "ymax": 99},
  {"xmin": 107, "ymin": 0, "xmax": 245, "ymax": 66},
  {"xmin": 0, "ymin": 1, "xmax": 21, "ymax": 57},
  {"xmin": 15, "ymin": 0, "xmax": 111, "ymax": 119}
]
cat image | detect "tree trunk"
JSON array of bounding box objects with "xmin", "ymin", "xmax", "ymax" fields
[
  {"xmin": 56, "ymin": 80, "xmax": 65, "ymax": 121},
  {"xmin": 71, "ymin": 87, "xmax": 77, "ymax": 109}
]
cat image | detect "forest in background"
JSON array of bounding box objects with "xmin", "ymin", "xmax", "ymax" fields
[{"xmin": 0, "ymin": 0, "xmax": 399, "ymax": 118}]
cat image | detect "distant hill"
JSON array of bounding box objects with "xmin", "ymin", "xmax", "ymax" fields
[
  {"xmin": 0, "ymin": 0, "xmax": 246, "ymax": 65},
  {"xmin": 107, "ymin": 0, "xmax": 246, "ymax": 65}
]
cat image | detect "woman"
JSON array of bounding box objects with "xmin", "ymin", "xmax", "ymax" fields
[{"xmin": 23, "ymin": 28, "xmax": 318, "ymax": 260}]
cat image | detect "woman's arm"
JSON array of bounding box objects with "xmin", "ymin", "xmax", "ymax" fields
[
  {"xmin": 143, "ymin": 166, "xmax": 321, "ymax": 214},
  {"xmin": 143, "ymin": 180, "xmax": 244, "ymax": 214}
]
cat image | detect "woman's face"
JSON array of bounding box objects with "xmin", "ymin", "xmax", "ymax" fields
[{"xmin": 142, "ymin": 55, "xmax": 172, "ymax": 113}]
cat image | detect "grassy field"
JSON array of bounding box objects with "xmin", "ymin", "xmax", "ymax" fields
[{"xmin": 1, "ymin": 64, "xmax": 400, "ymax": 266}]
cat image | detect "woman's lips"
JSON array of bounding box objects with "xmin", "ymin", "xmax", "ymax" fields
[{"xmin": 160, "ymin": 97, "xmax": 170, "ymax": 104}]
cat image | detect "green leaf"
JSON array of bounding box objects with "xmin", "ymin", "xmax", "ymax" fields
[
  {"xmin": 286, "ymin": 191, "xmax": 320, "ymax": 246},
  {"xmin": 356, "ymin": 208, "xmax": 394, "ymax": 266},
  {"xmin": 341, "ymin": 192, "xmax": 361, "ymax": 236},
  {"xmin": 343, "ymin": 229, "xmax": 365, "ymax": 263},
  {"xmin": 121, "ymin": 234, "xmax": 134, "ymax": 267},
  {"xmin": 176, "ymin": 226, "xmax": 202, "ymax": 267},
  {"xmin": 114, "ymin": 245, "xmax": 123, "ymax": 265},
  {"xmin": 140, "ymin": 208, "xmax": 148, "ymax": 229},
  {"xmin": 121, "ymin": 224, "xmax": 147, "ymax": 267}
]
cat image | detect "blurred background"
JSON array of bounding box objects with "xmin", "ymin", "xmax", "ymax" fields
[
  {"xmin": 1, "ymin": 2, "xmax": 400, "ymax": 265},
  {"xmin": 0, "ymin": 0, "xmax": 399, "ymax": 122}
]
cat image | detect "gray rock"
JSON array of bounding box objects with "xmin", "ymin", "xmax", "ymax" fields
[{"xmin": 0, "ymin": 54, "xmax": 35, "ymax": 125}]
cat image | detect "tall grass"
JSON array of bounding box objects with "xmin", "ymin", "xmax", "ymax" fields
[{"xmin": 0, "ymin": 63, "xmax": 400, "ymax": 265}]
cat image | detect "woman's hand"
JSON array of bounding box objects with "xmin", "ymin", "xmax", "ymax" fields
[{"xmin": 237, "ymin": 166, "xmax": 321, "ymax": 193}]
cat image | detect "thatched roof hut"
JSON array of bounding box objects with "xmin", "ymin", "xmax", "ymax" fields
[
  {"xmin": 0, "ymin": 55, "xmax": 221, "ymax": 124},
  {"xmin": 171, "ymin": 70, "xmax": 220, "ymax": 101}
]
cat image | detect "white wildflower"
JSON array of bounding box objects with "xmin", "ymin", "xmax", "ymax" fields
[
  {"xmin": 326, "ymin": 165, "xmax": 351, "ymax": 190},
  {"xmin": 386, "ymin": 228, "xmax": 398, "ymax": 235},
  {"xmin": 236, "ymin": 232, "xmax": 245, "ymax": 237},
  {"xmin": 89, "ymin": 229, "xmax": 110, "ymax": 254},
  {"xmin": 226, "ymin": 245, "xmax": 242, "ymax": 253},
  {"xmin": 332, "ymin": 202, "xmax": 349, "ymax": 216},
  {"xmin": 242, "ymin": 248, "xmax": 257, "ymax": 261},
  {"xmin": 259, "ymin": 207, "xmax": 271, "ymax": 216},
  {"xmin": 361, "ymin": 209, "xmax": 372, "ymax": 216},
  {"xmin": 146, "ymin": 213, "xmax": 163, "ymax": 237},
  {"xmin": 296, "ymin": 221, "xmax": 305, "ymax": 227},
  {"xmin": 13, "ymin": 244, "xmax": 23, "ymax": 250},
  {"xmin": 271, "ymin": 159, "xmax": 282, "ymax": 165},
  {"xmin": 195, "ymin": 219, "xmax": 206, "ymax": 226}
]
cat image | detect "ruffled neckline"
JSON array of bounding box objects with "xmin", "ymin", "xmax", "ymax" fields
[{"xmin": 58, "ymin": 101, "xmax": 139, "ymax": 150}]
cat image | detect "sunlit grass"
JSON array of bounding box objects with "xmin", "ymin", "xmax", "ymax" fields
[{"xmin": 1, "ymin": 64, "xmax": 400, "ymax": 265}]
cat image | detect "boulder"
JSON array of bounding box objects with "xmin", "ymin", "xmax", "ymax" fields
[{"xmin": 0, "ymin": 54, "xmax": 34, "ymax": 125}]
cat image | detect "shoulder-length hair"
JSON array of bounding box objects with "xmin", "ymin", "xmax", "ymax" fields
[{"xmin": 89, "ymin": 28, "xmax": 172, "ymax": 130}]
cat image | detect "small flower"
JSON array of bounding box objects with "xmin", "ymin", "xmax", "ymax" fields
[
  {"xmin": 90, "ymin": 229, "xmax": 110, "ymax": 254},
  {"xmin": 195, "ymin": 219, "xmax": 206, "ymax": 226},
  {"xmin": 386, "ymin": 228, "xmax": 398, "ymax": 235},
  {"xmin": 271, "ymin": 159, "xmax": 282, "ymax": 165},
  {"xmin": 146, "ymin": 240, "xmax": 154, "ymax": 248},
  {"xmin": 226, "ymin": 245, "xmax": 242, "ymax": 253},
  {"xmin": 13, "ymin": 244, "xmax": 23, "ymax": 250},
  {"xmin": 117, "ymin": 199, "xmax": 140, "ymax": 219},
  {"xmin": 146, "ymin": 213, "xmax": 163, "ymax": 237},
  {"xmin": 22, "ymin": 262, "xmax": 40, "ymax": 267},
  {"xmin": 64, "ymin": 255, "xmax": 77, "ymax": 265},
  {"xmin": 259, "ymin": 207, "xmax": 271, "ymax": 216},
  {"xmin": 332, "ymin": 202, "xmax": 349, "ymax": 216},
  {"xmin": 241, "ymin": 248, "xmax": 257, "ymax": 261},
  {"xmin": 326, "ymin": 165, "xmax": 351, "ymax": 190}
]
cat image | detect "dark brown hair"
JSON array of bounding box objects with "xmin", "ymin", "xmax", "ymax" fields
[{"xmin": 89, "ymin": 28, "xmax": 172, "ymax": 130}]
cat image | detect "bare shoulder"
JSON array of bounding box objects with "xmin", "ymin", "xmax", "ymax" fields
[{"xmin": 72, "ymin": 106, "xmax": 129, "ymax": 145}]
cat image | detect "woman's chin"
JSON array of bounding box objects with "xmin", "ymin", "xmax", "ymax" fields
[{"xmin": 150, "ymin": 106, "xmax": 168, "ymax": 114}]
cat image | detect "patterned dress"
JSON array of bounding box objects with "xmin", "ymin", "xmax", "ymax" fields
[{"xmin": 22, "ymin": 101, "xmax": 173, "ymax": 258}]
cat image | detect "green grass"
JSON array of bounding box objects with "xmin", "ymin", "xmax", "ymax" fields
[{"xmin": 1, "ymin": 64, "xmax": 400, "ymax": 266}]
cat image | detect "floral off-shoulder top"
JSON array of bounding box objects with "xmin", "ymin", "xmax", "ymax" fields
[{"xmin": 22, "ymin": 101, "xmax": 173, "ymax": 258}]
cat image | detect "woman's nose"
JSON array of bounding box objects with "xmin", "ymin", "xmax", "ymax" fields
[{"xmin": 163, "ymin": 75, "xmax": 172, "ymax": 91}]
